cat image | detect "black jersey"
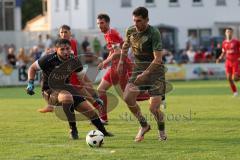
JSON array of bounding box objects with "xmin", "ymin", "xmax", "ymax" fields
[{"xmin": 38, "ymin": 53, "xmax": 83, "ymax": 91}]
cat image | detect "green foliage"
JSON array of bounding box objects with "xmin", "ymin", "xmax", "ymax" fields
[
  {"xmin": 21, "ymin": 0, "xmax": 42, "ymax": 29},
  {"xmin": 0, "ymin": 80, "xmax": 240, "ymax": 160}
]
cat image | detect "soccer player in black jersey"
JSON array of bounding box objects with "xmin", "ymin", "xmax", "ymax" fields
[{"xmin": 26, "ymin": 39, "xmax": 112, "ymax": 139}]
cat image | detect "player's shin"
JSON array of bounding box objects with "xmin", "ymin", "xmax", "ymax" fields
[
  {"xmin": 62, "ymin": 103, "xmax": 77, "ymax": 130},
  {"xmin": 157, "ymin": 111, "xmax": 167, "ymax": 141},
  {"xmin": 129, "ymin": 104, "xmax": 148, "ymax": 127},
  {"xmin": 90, "ymin": 115, "xmax": 112, "ymax": 136},
  {"xmin": 99, "ymin": 94, "xmax": 108, "ymax": 121},
  {"xmin": 62, "ymin": 102, "xmax": 78, "ymax": 139},
  {"xmin": 151, "ymin": 108, "xmax": 165, "ymax": 131}
]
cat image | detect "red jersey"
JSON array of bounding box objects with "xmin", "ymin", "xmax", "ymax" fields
[
  {"xmin": 104, "ymin": 28, "xmax": 129, "ymax": 67},
  {"xmin": 70, "ymin": 38, "xmax": 78, "ymax": 57},
  {"xmin": 69, "ymin": 38, "xmax": 80, "ymax": 86},
  {"xmin": 104, "ymin": 28, "xmax": 123, "ymax": 53},
  {"xmin": 222, "ymin": 39, "xmax": 240, "ymax": 62}
]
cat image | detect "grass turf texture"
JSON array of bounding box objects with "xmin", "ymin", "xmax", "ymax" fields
[{"xmin": 0, "ymin": 80, "xmax": 240, "ymax": 160}]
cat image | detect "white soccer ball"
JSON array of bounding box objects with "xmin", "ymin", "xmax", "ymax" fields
[{"xmin": 86, "ymin": 130, "xmax": 104, "ymax": 147}]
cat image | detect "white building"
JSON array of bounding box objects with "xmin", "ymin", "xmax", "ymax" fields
[
  {"xmin": 32, "ymin": 0, "xmax": 240, "ymax": 50},
  {"xmin": 0, "ymin": 0, "xmax": 22, "ymax": 31}
]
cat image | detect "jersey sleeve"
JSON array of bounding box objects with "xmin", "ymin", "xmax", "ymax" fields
[
  {"xmin": 152, "ymin": 28, "xmax": 163, "ymax": 51},
  {"xmin": 37, "ymin": 54, "xmax": 50, "ymax": 71},
  {"xmin": 70, "ymin": 39, "xmax": 78, "ymax": 57},
  {"xmin": 111, "ymin": 29, "xmax": 123, "ymax": 44},
  {"xmin": 73, "ymin": 58, "xmax": 83, "ymax": 73}
]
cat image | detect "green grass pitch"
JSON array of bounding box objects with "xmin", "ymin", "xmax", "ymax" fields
[{"xmin": 0, "ymin": 80, "xmax": 240, "ymax": 160}]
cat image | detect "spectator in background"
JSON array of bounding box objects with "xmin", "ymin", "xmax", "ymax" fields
[
  {"xmin": 84, "ymin": 46, "xmax": 95, "ymax": 64},
  {"xmin": 40, "ymin": 47, "xmax": 55, "ymax": 58},
  {"xmin": 187, "ymin": 33, "xmax": 199, "ymax": 51},
  {"xmin": 102, "ymin": 44, "xmax": 109, "ymax": 60},
  {"xmin": 212, "ymin": 43, "xmax": 222, "ymax": 61},
  {"xmin": 16, "ymin": 48, "xmax": 31, "ymax": 68},
  {"xmin": 204, "ymin": 49, "xmax": 213, "ymax": 63},
  {"xmin": 194, "ymin": 47, "xmax": 205, "ymax": 63},
  {"xmin": 16, "ymin": 48, "xmax": 30, "ymax": 81},
  {"xmin": 30, "ymin": 46, "xmax": 42, "ymax": 61},
  {"xmin": 37, "ymin": 34, "xmax": 45, "ymax": 52},
  {"xmin": 44, "ymin": 34, "xmax": 53, "ymax": 48},
  {"xmin": 6, "ymin": 47, "xmax": 17, "ymax": 67},
  {"xmin": 81, "ymin": 36, "xmax": 90, "ymax": 53},
  {"xmin": 162, "ymin": 49, "xmax": 175, "ymax": 64},
  {"xmin": 186, "ymin": 46, "xmax": 196, "ymax": 63},
  {"xmin": 179, "ymin": 49, "xmax": 189, "ymax": 64},
  {"xmin": 92, "ymin": 36, "xmax": 102, "ymax": 58}
]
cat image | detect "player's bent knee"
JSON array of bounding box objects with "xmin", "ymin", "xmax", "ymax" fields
[
  {"xmin": 58, "ymin": 91, "xmax": 73, "ymax": 103},
  {"xmin": 227, "ymin": 75, "xmax": 233, "ymax": 81},
  {"xmin": 123, "ymin": 94, "xmax": 133, "ymax": 105},
  {"xmin": 234, "ymin": 75, "xmax": 240, "ymax": 81},
  {"xmin": 98, "ymin": 89, "xmax": 106, "ymax": 95},
  {"xmin": 149, "ymin": 106, "xmax": 159, "ymax": 114},
  {"xmin": 150, "ymin": 96, "xmax": 161, "ymax": 104}
]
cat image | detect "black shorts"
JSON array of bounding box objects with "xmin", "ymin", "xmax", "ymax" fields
[{"xmin": 42, "ymin": 89, "xmax": 85, "ymax": 108}]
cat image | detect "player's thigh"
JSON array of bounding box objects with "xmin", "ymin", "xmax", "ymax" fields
[
  {"xmin": 58, "ymin": 90, "xmax": 74, "ymax": 103},
  {"xmin": 225, "ymin": 61, "xmax": 233, "ymax": 79},
  {"xmin": 123, "ymin": 83, "xmax": 140, "ymax": 101},
  {"xmin": 149, "ymin": 96, "xmax": 162, "ymax": 109},
  {"xmin": 226, "ymin": 72, "xmax": 233, "ymax": 81},
  {"xmin": 97, "ymin": 79, "xmax": 112, "ymax": 92},
  {"xmin": 233, "ymin": 62, "xmax": 240, "ymax": 81},
  {"xmin": 42, "ymin": 89, "xmax": 61, "ymax": 106}
]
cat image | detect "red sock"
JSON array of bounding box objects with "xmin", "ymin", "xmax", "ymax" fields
[
  {"xmin": 99, "ymin": 94, "xmax": 108, "ymax": 121},
  {"xmin": 92, "ymin": 101, "xmax": 100, "ymax": 109},
  {"xmin": 229, "ymin": 82, "xmax": 237, "ymax": 93}
]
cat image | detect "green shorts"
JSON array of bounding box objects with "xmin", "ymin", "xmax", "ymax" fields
[{"xmin": 129, "ymin": 64, "xmax": 167, "ymax": 96}]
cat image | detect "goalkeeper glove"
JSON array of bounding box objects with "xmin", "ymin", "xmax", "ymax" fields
[{"xmin": 26, "ymin": 80, "xmax": 35, "ymax": 95}]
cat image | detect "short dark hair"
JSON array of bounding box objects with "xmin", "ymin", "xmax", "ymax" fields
[
  {"xmin": 97, "ymin": 13, "xmax": 110, "ymax": 23},
  {"xmin": 59, "ymin": 24, "xmax": 71, "ymax": 31},
  {"xmin": 225, "ymin": 27, "xmax": 233, "ymax": 31},
  {"xmin": 55, "ymin": 39, "xmax": 71, "ymax": 47},
  {"xmin": 132, "ymin": 7, "xmax": 148, "ymax": 19}
]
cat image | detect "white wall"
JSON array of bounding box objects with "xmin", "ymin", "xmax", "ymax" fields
[
  {"xmin": 45, "ymin": 0, "xmax": 240, "ymax": 49},
  {"xmin": 14, "ymin": 7, "xmax": 22, "ymax": 31},
  {"xmin": 48, "ymin": 0, "xmax": 95, "ymax": 30}
]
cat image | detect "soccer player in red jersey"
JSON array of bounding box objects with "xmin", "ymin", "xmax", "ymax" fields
[
  {"xmin": 96, "ymin": 14, "xmax": 132, "ymax": 124},
  {"xmin": 217, "ymin": 27, "xmax": 240, "ymax": 96}
]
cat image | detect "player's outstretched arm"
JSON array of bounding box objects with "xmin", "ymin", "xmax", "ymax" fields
[
  {"xmin": 117, "ymin": 43, "xmax": 130, "ymax": 74},
  {"xmin": 26, "ymin": 61, "xmax": 39, "ymax": 95},
  {"xmin": 97, "ymin": 49, "xmax": 117, "ymax": 70}
]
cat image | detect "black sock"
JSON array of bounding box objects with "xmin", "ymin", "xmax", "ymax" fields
[
  {"xmin": 69, "ymin": 122, "xmax": 77, "ymax": 130},
  {"xmin": 138, "ymin": 116, "xmax": 148, "ymax": 127},
  {"xmin": 158, "ymin": 121, "xmax": 165, "ymax": 131},
  {"xmin": 62, "ymin": 103, "xmax": 76, "ymax": 129},
  {"xmin": 161, "ymin": 95, "xmax": 165, "ymax": 101},
  {"xmin": 91, "ymin": 117, "xmax": 107, "ymax": 134}
]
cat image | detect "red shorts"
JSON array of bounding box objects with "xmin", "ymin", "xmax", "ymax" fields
[
  {"xmin": 103, "ymin": 62, "xmax": 132, "ymax": 90},
  {"xmin": 225, "ymin": 60, "xmax": 240, "ymax": 76}
]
